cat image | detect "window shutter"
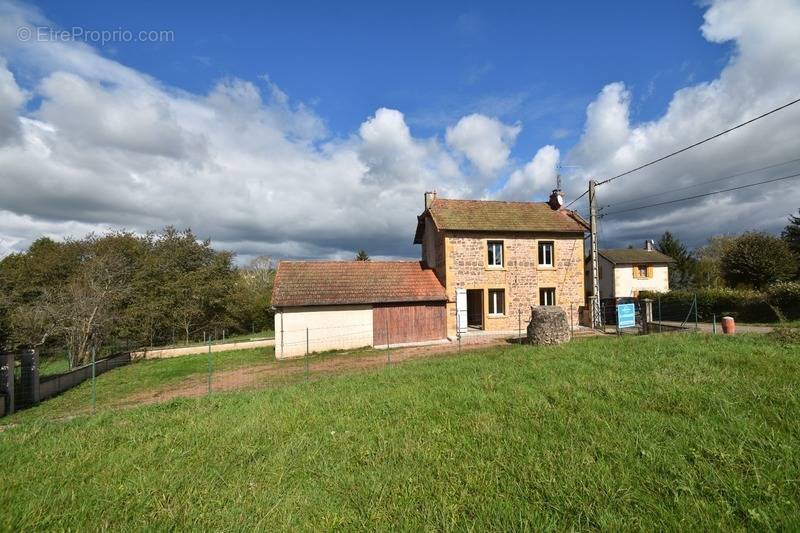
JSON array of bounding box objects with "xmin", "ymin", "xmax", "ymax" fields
[
  {"xmin": 647, "ymin": 265, "xmax": 653, "ymax": 278},
  {"xmin": 632, "ymin": 265, "xmax": 637, "ymax": 279}
]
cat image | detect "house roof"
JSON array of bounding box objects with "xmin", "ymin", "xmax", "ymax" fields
[
  {"xmin": 599, "ymin": 249, "xmax": 675, "ymax": 265},
  {"xmin": 414, "ymin": 198, "xmax": 588, "ymax": 243},
  {"xmin": 272, "ymin": 260, "xmax": 447, "ymax": 307}
]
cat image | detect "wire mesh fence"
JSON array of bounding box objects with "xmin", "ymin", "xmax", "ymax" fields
[{"xmin": 1, "ymin": 321, "xmax": 476, "ymax": 422}]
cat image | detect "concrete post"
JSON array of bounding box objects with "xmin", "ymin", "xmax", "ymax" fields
[
  {"xmin": 642, "ymin": 298, "xmax": 653, "ymax": 335},
  {"xmin": 20, "ymin": 348, "xmax": 39, "ymax": 406}
]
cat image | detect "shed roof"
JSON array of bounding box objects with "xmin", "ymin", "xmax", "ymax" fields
[
  {"xmin": 272, "ymin": 261, "xmax": 447, "ymax": 307},
  {"xmin": 414, "ymin": 198, "xmax": 588, "ymax": 243},
  {"xmin": 599, "ymin": 249, "xmax": 675, "ymax": 265}
]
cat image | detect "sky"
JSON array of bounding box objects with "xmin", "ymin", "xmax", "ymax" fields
[{"xmin": 0, "ymin": 0, "xmax": 798, "ymax": 262}]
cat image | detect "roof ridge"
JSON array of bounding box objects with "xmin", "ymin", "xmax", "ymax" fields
[{"xmin": 432, "ymin": 197, "xmax": 549, "ymax": 206}]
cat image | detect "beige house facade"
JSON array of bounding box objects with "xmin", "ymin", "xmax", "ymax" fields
[
  {"xmin": 414, "ymin": 192, "xmax": 588, "ymax": 335},
  {"xmin": 592, "ymin": 244, "xmax": 674, "ymax": 298}
]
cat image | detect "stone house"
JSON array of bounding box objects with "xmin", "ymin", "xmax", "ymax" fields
[
  {"xmin": 271, "ymin": 189, "xmax": 589, "ymax": 358},
  {"xmin": 413, "ymin": 191, "xmax": 589, "ymax": 335}
]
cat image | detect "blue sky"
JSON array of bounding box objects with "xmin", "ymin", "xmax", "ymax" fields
[
  {"xmin": 29, "ymin": 0, "xmax": 729, "ymax": 172},
  {"xmin": 1, "ymin": 0, "xmax": 798, "ymax": 260}
]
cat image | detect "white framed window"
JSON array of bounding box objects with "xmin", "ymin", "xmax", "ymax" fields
[
  {"xmin": 539, "ymin": 287, "xmax": 556, "ymax": 306},
  {"xmin": 635, "ymin": 264, "xmax": 649, "ymax": 278},
  {"xmin": 538, "ymin": 241, "xmax": 554, "ymax": 267},
  {"xmin": 488, "ymin": 289, "xmax": 505, "ymax": 315},
  {"xmin": 487, "ymin": 241, "xmax": 504, "ymax": 267}
]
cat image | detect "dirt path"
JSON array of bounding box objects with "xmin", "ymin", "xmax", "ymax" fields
[{"xmin": 111, "ymin": 336, "xmax": 514, "ymax": 410}]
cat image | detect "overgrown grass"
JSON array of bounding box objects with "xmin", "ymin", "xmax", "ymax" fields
[{"xmin": 2, "ymin": 334, "xmax": 799, "ymax": 530}]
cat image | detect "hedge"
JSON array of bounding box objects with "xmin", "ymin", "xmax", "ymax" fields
[{"xmin": 639, "ymin": 282, "xmax": 800, "ymax": 323}]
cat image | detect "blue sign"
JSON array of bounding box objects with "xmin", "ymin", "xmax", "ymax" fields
[{"xmin": 617, "ymin": 303, "xmax": 636, "ymax": 328}]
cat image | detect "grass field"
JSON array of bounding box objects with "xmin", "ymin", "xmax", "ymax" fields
[{"xmin": 2, "ymin": 333, "xmax": 799, "ymax": 530}]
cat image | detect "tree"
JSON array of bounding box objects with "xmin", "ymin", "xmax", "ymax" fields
[
  {"xmin": 782, "ymin": 209, "xmax": 800, "ymax": 257},
  {"xmin": 355, "ymin": 249, "xmax": 370, "ymax": 261},
  {"xmin": 656, "ymin": 232, "xmax": 696, "ymax": 289},
  {"xmin": 720, "ymin": 232, "xmax": 797, "ymax": 289},
  {"xmin": 228, "ymin": 256, "xmax": 275, "ymax": 334},
  {"xmin": 693, "ymin": 235, "xmax": 736, "ymax": 288}
]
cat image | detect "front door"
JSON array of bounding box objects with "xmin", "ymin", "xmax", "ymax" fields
[{"xmin": 466, "ymin": 289, "xmax": 484, "ymax": 329}]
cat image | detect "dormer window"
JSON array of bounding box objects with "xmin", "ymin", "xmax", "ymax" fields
[{"xmin": 487, "ymin": 241, "xmax": 503, "ymax": 267}]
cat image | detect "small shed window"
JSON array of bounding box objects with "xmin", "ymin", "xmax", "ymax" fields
[
  {"xmin": 487, "ymin": 241, "xmax": 504, "ymax": 267},
  {"xmin": 538, "ymin": 241, "xmax": 554, "ymax": 267},
  {"xmin": 488, "ymin": 289, "xmax": 505, "ymax": 315},
  {"xmin": 540, "ymin": 287, "xmax": 556, "ymax": 306}
]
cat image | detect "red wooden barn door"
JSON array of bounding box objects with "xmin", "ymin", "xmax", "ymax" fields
[{"xmin": 373, "ymin": 302, "xmax": 446, "ymax": 345}]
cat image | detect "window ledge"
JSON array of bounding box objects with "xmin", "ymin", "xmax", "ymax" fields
[
  {"xmin": 487, "ymin": 313, "xmax": 506, "ymax": 319},
  {"xmin": 537, "ymin": 265, "xmax": 555, "ymax": 271},
  {"xmin": 485, "ymin": 266, "xmax": 507, "ymax": 271}
]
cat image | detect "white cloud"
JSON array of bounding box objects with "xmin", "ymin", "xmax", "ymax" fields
[
  {"xmin": 0, "ymin": 58, "xmax": 26, "ymax": 144},
  {"xmin": 1, "ymin": 0, "xmax": 799, "ymax": 261},
  {"xmin": 498, "ymin": 145, "xmax": 560, "ymax": 201},
  {"xmin": 559, "ymin": 0, "xmax": 800, "ymax": 247},
  {"xmin": 445, "ymin": 113, "xmax": 520, "ymax": 178}
]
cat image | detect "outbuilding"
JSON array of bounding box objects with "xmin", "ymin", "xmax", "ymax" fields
[{"xmin": 272, "ymin": 261, "xmax": 448, "ymax": 359}]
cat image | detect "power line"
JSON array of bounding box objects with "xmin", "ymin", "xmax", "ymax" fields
[
  {"xmin": 596, "ymin": 96, "xmax": 800, "ymax": 186},
  {"xmin": 566, "ymin": 189, "xmax": 588, "ymax": 208},
  {"xmin": 600, "ymin": 172, "xmax": 800, "ymax": 217},
  {"xmin": 599, "ymin": 156, "xmax": 800, "ymax": 211}
]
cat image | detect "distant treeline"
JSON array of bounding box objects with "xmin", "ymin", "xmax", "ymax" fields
[{"xmin": 0, "ymin": 227, "xmax": 274, "ymax": 367}]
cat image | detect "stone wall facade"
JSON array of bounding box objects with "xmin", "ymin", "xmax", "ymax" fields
[{"xmin": 436, "ymin": 231, "xmax": 585, "ymax": 336}]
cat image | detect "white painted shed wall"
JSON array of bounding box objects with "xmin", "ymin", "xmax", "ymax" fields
[{"xmin": 275, "ymin": 305, "xmax": 373, "ymax": 359}]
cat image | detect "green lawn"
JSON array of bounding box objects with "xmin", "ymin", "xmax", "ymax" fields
[{"xmin": 2, "ymin": 334, "xmax": 799, "ymax": 530}]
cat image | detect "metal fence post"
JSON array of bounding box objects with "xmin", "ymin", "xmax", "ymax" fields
[
  {"xmin": 694, "ymin": 294, "xmax": 699, "ymax": 330},
  {"xmin": 518, "ymin": 308, "xmax": 522, "ymax": 342},
  {"xmin": 207, "ymin": 340, "xmax": 212, "ymax": 395},
  {"xmin": 91, "ymin": 345, "xmax": 97, "ymax": 413},
  {"xmin": 305, "ymin": 328, "xmax": 309, "ymax": 382},
  {"xmin": 456, "ymin": 312, "xmax": 461, "ymax": 354},
  {"xmin": 712, "ymin": 313, "xmax": 717, "ymax": 334},
  {"xmin": 658, "ymin": 295, "xmax": 662, "ymax": 333},
  {"xmin": 570, "ymin": 303, "xmax": 574, "ymax": 341},
  {"xmin": 386, "ymin": 315, "xmax": 391, "ymax": 367}
]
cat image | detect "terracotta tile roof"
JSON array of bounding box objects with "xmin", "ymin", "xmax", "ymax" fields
[
  {"xmin": 272, "ymin": 261, "xmax": 447, "ymax": 307},
  {"xmin": 599, "ymin": 249, "xmax": 675, "ymax": 265},
  {"xmin": 415, "ymin": 198, "xmax": 588, "ymax": 242}
]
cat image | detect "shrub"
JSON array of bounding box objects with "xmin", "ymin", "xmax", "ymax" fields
[
  {"xmin": 766, "ymin": 281, "xmax": 800, "ymax": 320},
  {"xmin": 639, "ymin": 288, "xmax": 780, "ymax": 323}
]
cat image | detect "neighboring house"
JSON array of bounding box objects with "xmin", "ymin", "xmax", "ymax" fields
[
  {"xmin": 272, "ymin": 189, "xmax": 589, "ymax": 358},
  {"xmin": 414, "ymin": 191, "xmax": 588, "ymax": 335},
  {"xmin": 272, "ymin": 261, "xmax": 447, "ymax": 358},
  {"xmin": 589, "ymin": 241, "xmax": 674, "ymax": 298}
]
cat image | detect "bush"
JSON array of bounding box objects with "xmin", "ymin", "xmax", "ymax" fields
[
  {"xmin": 766, "ymin": 281, "xmax": 800, "ymax": 320},
  {"xmin": 639, "ymin": 288, "xmax": 781, "ymax": 323}
]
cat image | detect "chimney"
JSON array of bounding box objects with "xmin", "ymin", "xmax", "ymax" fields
[
  {"xmin": 548, "ymin": 189, "xmax": 564, "ymax": 210},
  {"xmin": 424, "ymin": 191, "xmax": 436, "ymax": 209},
  {"xmin": 644, "ymin": 239, "xmax": 655, "ymax": 251}
]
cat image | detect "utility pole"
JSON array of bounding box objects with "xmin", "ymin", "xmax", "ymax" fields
[{"xmin": 589, "ymin": 179, "xmax": 601, "ymax": 329}]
